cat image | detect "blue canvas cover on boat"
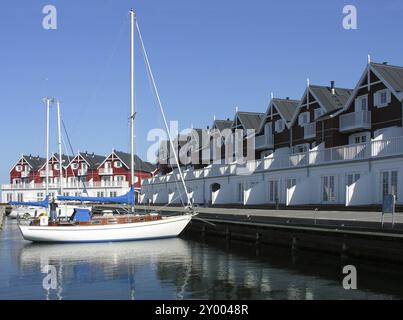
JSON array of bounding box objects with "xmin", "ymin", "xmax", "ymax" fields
[
  {"xmin": 58, "ymin": 185, "xmax": 135, "ymax": 205},
  {"xmin": 9, "ymin": 196, "xmax": 49, "ymax": 208},
  {"xmin": 72, "ymin": 208, "xmax": 91, "ymax": 222}
]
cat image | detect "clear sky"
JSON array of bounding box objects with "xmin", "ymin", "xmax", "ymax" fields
[{"xmin": 0, "ymin": 0, "xmax": 403, "ymax": 183}]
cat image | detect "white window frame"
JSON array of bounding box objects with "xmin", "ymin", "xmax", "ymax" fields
[
  {"xmin": 314, "ymin": 108, "xmax": 324, "ymax": 120},
  {"xmin": 298, "ymin": 112, "xmax": 310, "ymax": 126},
  {"xmin": 114, "ymin": 161, "xmax": 123, "ymax": 169},
  {"xmin": 346, "ymin": 173, "xmax": 361, "ymax": 187},
  {"xmin": 322, "ymin": 175, "xmax": 336, "ymax": 202},
  {"xmin": 374, "ymin": 89, "xmax": 391, "ymax": 108},
  {"xmin": 275, "ymin": 119, "xmax": 285, "ymax": 133},
  {"xmin": 355, "ymin": 94, "xmax": 368, "ymax": 111},
  {"xmin": 16, "ymin": 165, "xmax": 23, "ymax": 172},
  {"xmin": 380, "ymin": 170, "xmax": 398, "ymax": 201},
  {"xmin": 237, "ymin": 183, "xmax": 244, "ymax": 203},
  {"xmin": 71, "ymin": 163, "xmax": 79, "ymax": 170},
  {"xmin": 268, "ymin": 180, "xmax": 279, "ymax": 203},
  {"xmin": 349, "ymin": 132, "xmax": 370, "ymax": 145}
]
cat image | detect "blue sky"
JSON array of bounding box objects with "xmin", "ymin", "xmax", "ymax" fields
[{"xmin": 0, "ymin": 0, "xmax": 403, "ymax": 183}]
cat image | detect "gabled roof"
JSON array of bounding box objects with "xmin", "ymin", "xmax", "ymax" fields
[
  {"xmin": 371, "ymin": 62, "xmax": 403, "ymax": 93},
  {"xmin": 78, "ymin": 152, "xmax": 106, "ymax": 169},
  {"xmin": 290, "ymin": 84, "xmax": 353, "ymax": 125},
  {"xmin": 113, "ymin": 150, "xmax": 156, "ymax": 173},
  {"xmin": 328, "ymin": 61, "xmax": 403, "ymax": 119},
  {"xmin": 38, "ymin": 153, "xmax": 73, "ymax": 170},
  {"xmin": 212, "ymin": 119, "xmax": 232, "ymax": 132},
  {"xmin": 233, "ymin": 112, "xmax": 265, "ymax": 131},
  {"xmin": 258, "ymin": 98, "xmax": 299, "ymax": 133},
  {"xmin": 22, "ymin": 155, "xmax": 46, "ymax": 171},
  {"xmin": 272, "ymin": 98, "xmax": 300, "ymax": 122}
]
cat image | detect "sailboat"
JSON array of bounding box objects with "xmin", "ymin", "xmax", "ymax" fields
[
  {"xmin": 9, "ymin": 100, "xmax": 91, "ymax": 220},
  {"xmin": 19, "ymin": 10, "xmax": 195, "ymax": 243}
]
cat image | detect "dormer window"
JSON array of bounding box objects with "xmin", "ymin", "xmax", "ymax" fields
[
  {"xmin": 314, "ymin": 108, "xmax": 324, "ymax": 120},
  {"xmin": 355, "ymin": 94, "xmax": 368, "ymax": 111},
  {"xmin": 374, "ymin": 89, "xmax": 391, "ymax": 108},
  {"xmin": 114, "ymin": 161, "xmax": 122, "ymax": 169},
  {"xmin": 298, "ymin": 112, "xmax": 310, "ymax": 126},
  {"xmin": 275, "ymin": 119, "xmax": 285, "ymax": 133}
]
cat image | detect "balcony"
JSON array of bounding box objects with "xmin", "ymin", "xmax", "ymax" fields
[
  {"xmin": 255, "ymin": 134, "xmax": 274, "ymax": 150},
  {"xmin": 77, "ymin": 169, "xmax": 88, "ymax": 176},
  {"xmin": 99, "ymin": 168, "xmax": 113, "ymax": 175},
  {"xmin": 303, "ymin": 123, "xmax": 316, "ymax": 140},
  {"xmin": 339, "ymin": 111, "xmax": 371, "ymax": 133},
  {"xmin": 40, "ymin": 170, "xmax": 53, "ymax": 177}
]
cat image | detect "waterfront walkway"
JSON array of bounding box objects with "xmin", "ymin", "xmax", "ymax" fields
[{"xmin": 133, "ymin": 205, "xmax": 402, "ymax": 232}]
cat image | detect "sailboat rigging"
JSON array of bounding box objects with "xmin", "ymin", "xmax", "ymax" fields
[{"xmin": 18, "ymin": 9, "xmax": 195, "ymax": 243}]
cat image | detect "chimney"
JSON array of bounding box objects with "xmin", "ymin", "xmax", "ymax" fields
[{"xmin": 330, "ymin": 81, "xmax": 335, "ymax": 95}]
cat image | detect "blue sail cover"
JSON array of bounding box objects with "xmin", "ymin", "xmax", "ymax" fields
[
  {"xmin": 57, "ymin": 185, "xmax": 135, "ymax": 205},
  {"xmin": 9, "ymin": 196, "xmax": 49, "ymax": 208}
]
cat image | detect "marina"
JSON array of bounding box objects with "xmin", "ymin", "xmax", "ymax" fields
[
  {"xmin": 1, "ymin": 217, "xmax": 403, "ymax": 300},
  {"xmin": 2, "ymin": 1, "xmax": 403, "ymax": 302}
]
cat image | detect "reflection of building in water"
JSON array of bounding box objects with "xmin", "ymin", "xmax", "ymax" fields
[
  {"xmin": 156, "ymin": 240, "xmax": 400, "ymax": 300},
  {"xmin": 13, "ymin": 235, "xmax": 402, "ymax": 300}
]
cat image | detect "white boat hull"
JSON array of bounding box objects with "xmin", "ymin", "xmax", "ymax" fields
[{"xmin": 19, "ymin": 214, "xmax": 192, "ymax": 243}]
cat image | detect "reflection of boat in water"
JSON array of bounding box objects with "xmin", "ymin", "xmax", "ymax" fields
[
  {"xmin": 19, "ymin": 238, "xmax": 192, "ymax": 265},
  {"xmin": 18, "ymin": 238, "xmax": 192, "ymax": 300}
]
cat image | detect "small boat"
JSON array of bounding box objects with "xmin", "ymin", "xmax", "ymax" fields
[{"xmin": 18, "ymin": 10, "xmax": 195, "ymax": 243}]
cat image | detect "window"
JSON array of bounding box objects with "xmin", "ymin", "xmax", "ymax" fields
[
  {"xmin": 17, "ymin": 193, "xmax": 23, "ymax": 202},
  {"xmin": 63, "ymin": 192, "xmax": 69, "ymax": 197},
  {"xmin": 314, "ymin": 108, "xmax": 324, "ymax": 120},
  {"xmin": 75, "ymin": 192, "xmax": 81, "ymax": 197},
  {"xmin": 114, "ymin": 161, "xmax": 122, "ymax": 168},
  {"xmin": 381, "ymin": 171, "xmax": 398, "ymax": 200},
  {"xmin": 292, "ymin": 144, "xmax": 309, "ymax": 154},
  {"xmin": 105, "ymin": 162, "xmax": 112, "ymax": 169},
  {"xmin": 54, "ymin": 164, "xmax": 60, "ymax": 170},
  {"xmin": 355, "ymin": 95, "xmax": 368, "ymax": 111},
  {"xmin": 237, "ymin": 183, "xmax": 244, "ymax": 203},
  {"xmin": 115, "ymin": 175, "xmax": 125, "ymax": 182},
  {"xmin": 346, "ymin": 173, "xmax": 360, "ymax": 187},
  {"xmin": 6, "ymin": 193, "xmax": 13, "ymax": 202},
  {"xmin": 268, "ymin": 180, "xmax": 279, "ymax": 203},
  {"xmin": 71, "ymin": 163, "xmax": 79, "ymax": 170},
  {"xmin": 110, "ymin": 192, "xmax": 117, "ymax": 197},
  {"xmin": 322, "ymin": 176, "xmax": 335, "ymax": 202},
  {"xmin": 97, "ymin": 192, "xmax": 104, "ymax": 197},
  {"xmin": 82, "ymin": 163, "xmax": 88, "ymax": 171},
  {"xmin": 275, "ymin": 119, "xmax": 285, "ymax": 133},
  {"xmin": 37, "ymin": 193, "xmax": 44, "ymax": 201},
  {"xmin": 349, "ymin": 132, "xmax": 370, "ymax": 145},
  {"xmin": 286, "ymin": 178, "xmax": 296, "ymax": 189},
  {"xmin": 16, "ymin": 165, "xmax": 23, "ymax": 172},
  {"xmin": 374, "ymin": 89, "xmax": 391, "ymax": 108},
  {"xmin": 298, "ymin": 112, "xmax": 310, "ymax": 126}
]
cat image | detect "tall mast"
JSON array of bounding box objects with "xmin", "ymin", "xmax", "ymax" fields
[
  {"xmin": 44, "ymin": 97, "xmax": 51, "ymax": 212},
  {"xmin": 130, "ymin": 9, "xmax": 136, "ymax": 208},
  {"xmin": 57, "ymin": 99, "xmax": 63, "ymax": 195}
]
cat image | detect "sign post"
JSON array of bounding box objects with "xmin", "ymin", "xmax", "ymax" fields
[{"xmin": 382, "ymin": 194, "xmax": 396, "ymax": 228}]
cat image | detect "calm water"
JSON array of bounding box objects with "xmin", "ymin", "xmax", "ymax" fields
[{"xmin": 1, "ymin": 218, "xmax": 403, "ymax": 300}]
